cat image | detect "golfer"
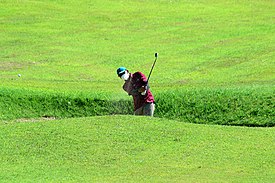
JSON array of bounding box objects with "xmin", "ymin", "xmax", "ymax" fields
[{"xmin": 117, "ymin": 67, "xmax": 155, "ymax": 116}]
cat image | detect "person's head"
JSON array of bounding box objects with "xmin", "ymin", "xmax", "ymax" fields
[{"xmin": 117, "ymin": 67, "xmax": 130, "ymax": 81}]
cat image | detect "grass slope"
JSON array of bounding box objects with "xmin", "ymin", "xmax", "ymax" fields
[
  {"xmin": 1, "ymin": 0, "xmax": 274, "ymax": 93},
  {"xmin": 1, "ymin": 1, "xmax": 274, "ymax": 125},
  {"xmin": 0, "ymin": 116, "xmax": 274, "ymax": 182},
  {"xmin": 1, "ymin": 87, "xmax": 274, "ymax": 126}
]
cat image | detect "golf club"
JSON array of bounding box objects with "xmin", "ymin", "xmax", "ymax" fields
[{"xmin": 146, "ymin": 52, "xmax": 158, "ymax": 84}]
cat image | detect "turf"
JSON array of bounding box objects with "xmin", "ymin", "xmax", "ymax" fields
[
  {"xmin": 1, "ymin": 87, "xmax": 273, "ymax": 126},
  {"xmin": 1, "ymin": 0, "xmax": 274, "ymax": 125},
  {"xmin": 0, "ymin": 1, "xmax": 274, "ymax": 181},
  {"xmin": 1, "ymin": 0, "xmax": 274, "ymax": 93},
  {"xmin": 0, "ymin": 116, "xmax": 274, "ymax": 182}
]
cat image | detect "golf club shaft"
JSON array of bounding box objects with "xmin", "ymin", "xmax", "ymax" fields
[{"xmin": 147, "ymin": 53, "xmax": 158, "ymax": 84}]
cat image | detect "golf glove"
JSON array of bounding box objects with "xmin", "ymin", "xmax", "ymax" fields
[
  {"xmin": 139, "ymin": 86, "xmax": 147, "ymax": 95},
  {"xmin": 141, "ymin": 90, "xmax": 146, "ymax": 95}
]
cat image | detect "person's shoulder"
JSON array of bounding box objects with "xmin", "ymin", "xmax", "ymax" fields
[{"xmin": 133, "ymin": 71, "xmax": 145, "ymax": 77}]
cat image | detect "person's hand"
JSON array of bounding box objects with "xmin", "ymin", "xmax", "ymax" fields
[
  {"xmin": 138, "ymin": 86, "xmax": 146, "ymax": 92},
  {"xmin": 138, "ymin": 86, "xmax": 147, "ymax": 95}
]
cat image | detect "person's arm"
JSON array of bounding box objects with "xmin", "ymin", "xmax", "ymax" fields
[
  {"xmin": 130, "ymin": 89, "xmax": 139, "ymax": 96},
  {"xmin": 123, "ymin": 80, "xmax": 139, "ymax": 96},
  {"xmin": 137, "ymin": 72, "xmax": 148, "ymax": 95}
]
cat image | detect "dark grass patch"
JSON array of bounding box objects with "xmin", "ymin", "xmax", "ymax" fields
[
  {"xmin": 155, "ymin": 88, "xmax": 274, "ymax": 127},
  {"xmin": 0, "ymin": 88, "xmax": 274, "ymax": 127}
]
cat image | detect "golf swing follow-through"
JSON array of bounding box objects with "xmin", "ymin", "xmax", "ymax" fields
[
  {"xmin": 117, "ymin": 53, "xmax": 158, "ymax": 116},
  {"xmin": 146, "ymin": 52, "xmax": 158, "ymax": 85}
]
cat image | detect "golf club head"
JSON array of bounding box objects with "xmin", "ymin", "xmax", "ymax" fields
[{"xmin": 155, "ymin": 52, "xmax": 158, "ymax": 58}]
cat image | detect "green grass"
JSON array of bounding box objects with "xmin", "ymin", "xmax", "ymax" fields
[
  {"xmin": 0, "ymin": 116, "xmax": 274, "ymax": 182},
  {"xmin": 156, "ymin": 87, "xmax": 274, "ymax": 127},
  {"xmin": 1, "ymin": 0, "xmax": 274, "ymax": 93},
  {"xmin": 0, "ymin": 1, "xmax": 275, "ymax": 181},
  {"xmin": 1, "ymin": 87, "xmax": 274, "ymax": 126}
]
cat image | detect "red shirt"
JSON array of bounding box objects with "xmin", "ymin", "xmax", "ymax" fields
[{"xmin": 123, "ymin": 72, "xmax": 155, "ymax": 110}]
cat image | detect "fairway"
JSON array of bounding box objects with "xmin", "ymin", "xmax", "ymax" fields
[
  {"xmin": 1, "ymin": 0, "xmax": 275, "ymax": 182},
  {"xmin": 1, "ymin": 0, "xmax": 274, "ymax": 93},
  {"xmin": 0, "ymin": 116, "xmax": 274, "ymax": 182}
]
